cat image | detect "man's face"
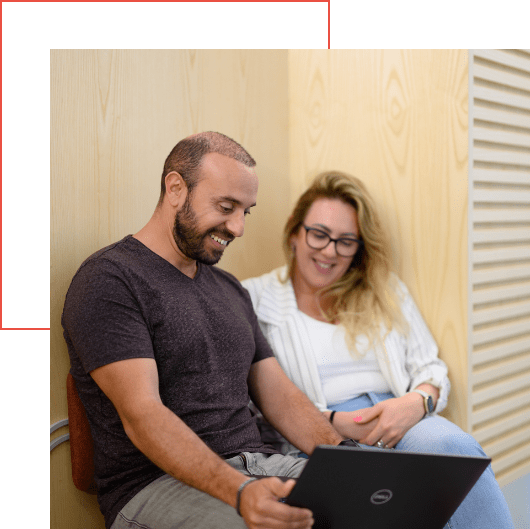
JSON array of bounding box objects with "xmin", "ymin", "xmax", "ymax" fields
[{"xmin": 172, "ymin": 152, "xmax": 258, "ymax": 265}]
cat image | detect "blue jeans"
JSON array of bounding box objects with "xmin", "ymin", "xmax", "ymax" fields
[
  {"xmin": 110, "ymin": 452, "xmax": 307, "ymax": 529},
  {"xmin": 329, "ymin": 392, "xmax": 515, "ymax": 529}
]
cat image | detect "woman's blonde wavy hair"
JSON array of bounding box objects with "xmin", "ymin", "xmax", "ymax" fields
[{"xmin": 283, "ymin": 171, "xmax": 407, "ymax": 354}]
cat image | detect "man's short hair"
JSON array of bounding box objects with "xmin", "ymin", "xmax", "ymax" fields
[{"xmin": 158, "ymin": 131, "xmax": 256, "ymax": 205}]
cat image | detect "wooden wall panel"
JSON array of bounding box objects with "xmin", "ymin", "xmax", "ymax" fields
[
  {"xmin": 56, "ymin": 47, "xmax": 524, "ymax": 521},
  {"xmin": 51, "ymin": 49, "xmax": 289, "ymax": 529},
  {"xmin": 288, "ymin": 50, "xmax": 469, "ymax": 428}
]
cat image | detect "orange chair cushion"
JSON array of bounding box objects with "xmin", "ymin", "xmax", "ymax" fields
[{"xmin": 66, "ymin": 373, "xmax": 97, "ymax": 493}]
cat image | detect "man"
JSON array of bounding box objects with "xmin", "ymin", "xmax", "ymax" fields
[{"xmin": 62, "ymin": 132, "xmax": 345, "ymax": 529}]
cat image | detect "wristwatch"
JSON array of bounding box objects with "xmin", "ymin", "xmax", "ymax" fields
[{"xmin": 410, "ymin": 389, "xmax": 434, "ymax": 416}]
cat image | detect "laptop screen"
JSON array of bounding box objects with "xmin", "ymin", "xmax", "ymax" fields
[{"xmin": 285, "ymin": 445, "xmax": 490, "ymax": 529}]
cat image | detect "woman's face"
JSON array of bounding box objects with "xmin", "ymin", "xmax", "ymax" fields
[{"xmin": 291, "ymin": 197, "xmax": 359, "ymax": 295}]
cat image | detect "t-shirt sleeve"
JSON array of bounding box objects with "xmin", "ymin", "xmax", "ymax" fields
[
  {"xmin": 241, "ymin": 284, "xmax": 274, "ymax": 365},
  {"xmin": 251, "ymin": 317, "xmax": 275, "ymax": 364},
  {"xmin": 62, "ymin": 258, "xmax": 155, "ymax": 374}
]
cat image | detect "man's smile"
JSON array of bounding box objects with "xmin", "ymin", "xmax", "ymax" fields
[{"xmin": 210, "ymin": 233, "xmax": 229, "ymax": 246}]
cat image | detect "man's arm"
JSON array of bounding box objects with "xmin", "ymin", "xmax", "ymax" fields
[
  {"xmin": 248, "ymin": 357, "xmax": 343, "ymax": 454},
  {"xmin": 91, "ymin": 357, "xmax": 313, "ymax": 529}
]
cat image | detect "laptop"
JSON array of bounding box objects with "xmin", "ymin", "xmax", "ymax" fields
[{"xmin": 284, "ymin": 445, "xmax": 491, "ymax": 529}]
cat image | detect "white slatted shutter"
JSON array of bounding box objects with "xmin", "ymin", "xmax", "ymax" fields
[{"xmin": 469, "ymin": 49, "xmax": 530, "ymax": 487}]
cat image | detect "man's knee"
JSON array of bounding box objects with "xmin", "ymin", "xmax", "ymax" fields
[{"xmin": 113, "ymin": 474, "xmax": 247, "ymax": 529}]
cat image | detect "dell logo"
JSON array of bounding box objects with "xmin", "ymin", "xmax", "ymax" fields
[{"xmin": 370, "ymin": 489, "xmax": 393, "ymax": 505}]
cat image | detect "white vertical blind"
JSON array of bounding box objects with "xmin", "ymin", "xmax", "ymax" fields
[{"xmin": 469, "ymin": 49, "xmax": 530, "ymax": 488}]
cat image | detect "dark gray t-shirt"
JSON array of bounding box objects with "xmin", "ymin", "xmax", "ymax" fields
[{"xmin": 62, "ymin": 235, "xmax": 275, "ymax": 528}]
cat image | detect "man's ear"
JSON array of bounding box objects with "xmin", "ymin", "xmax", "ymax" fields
[{"xmin": 164, "ymin": 171, "xmax": 187, "ymax": 208}]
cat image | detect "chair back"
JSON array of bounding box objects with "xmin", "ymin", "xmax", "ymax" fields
[{"xmin": 66, "ymin": 372, "xmax": 97, "ymax": 494}]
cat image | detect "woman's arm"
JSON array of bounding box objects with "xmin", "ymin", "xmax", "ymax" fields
[{"xmin": 397, "ymin": 278, "xmax": 450, "ymax": 413}]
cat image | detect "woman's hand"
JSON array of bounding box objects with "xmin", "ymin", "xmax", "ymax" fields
[
  {"xmin": 354, "ymin": 393, "xmax": 426, "ymax": 448},
  {"xmin": 330, "ymin": 411, "xmax": 379, "ymax": 441}
]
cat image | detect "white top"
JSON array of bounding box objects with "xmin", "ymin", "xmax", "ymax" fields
[
  {"xmin": 242, "ymin": 266, "xmax": 450, "ymax": 413},
  {"xmin": 298, "ymin": 310, "xmax": 392, "ymax": 405}
]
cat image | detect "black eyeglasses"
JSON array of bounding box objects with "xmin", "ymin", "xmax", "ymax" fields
[{"xmin": 303, "ymin": 226, "xmax": 363, "ymax": 257}]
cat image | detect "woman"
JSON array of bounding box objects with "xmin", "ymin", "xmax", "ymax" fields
[{"xmin": 242, "ymin": 171, "xmax": 514, "ymax": 528}]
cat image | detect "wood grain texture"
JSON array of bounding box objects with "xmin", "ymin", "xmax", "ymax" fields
[
  {"xmin": 51, "ymin": 49, "xmax": 289, "ymax": 529},
  {"xmin": 288, "ymin": 50, "xmax": 469, "ymax": 428}
]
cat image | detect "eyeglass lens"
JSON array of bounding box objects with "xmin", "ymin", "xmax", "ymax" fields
[{"xmin": 305, "ymin": 228, "xmax": 360, "ymax": 257}]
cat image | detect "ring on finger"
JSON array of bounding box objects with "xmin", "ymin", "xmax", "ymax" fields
[{"xmin": 375, "ymin": 440, "xmax": 385, "ymax": 448}]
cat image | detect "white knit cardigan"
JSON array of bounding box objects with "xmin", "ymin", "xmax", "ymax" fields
[{"xmin": 242, "ymin": 266, "xmax": 450, "ymax": 413}]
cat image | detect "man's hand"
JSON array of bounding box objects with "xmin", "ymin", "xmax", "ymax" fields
[
  {"xmin": 239, "ymin": 477, "xmax": 313, "ymax": 529},
  {"xmin": 354, "ymin": 393, "xmax": 425, "ymax": 448}
]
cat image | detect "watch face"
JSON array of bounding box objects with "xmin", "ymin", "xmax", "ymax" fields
[{"xmin": 426, "ymin": 395, "xmax": 434, "ymax": 413}]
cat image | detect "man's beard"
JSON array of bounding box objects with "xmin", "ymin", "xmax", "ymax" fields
[{"xmin": 173, "ymin": 197, "xmax": 232, "ymax": 265}]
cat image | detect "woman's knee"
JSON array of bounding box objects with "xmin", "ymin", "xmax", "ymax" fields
[
  {"xmin": 400, "ymin": 417, "xmax": 486, "ymax": 457},
  {"xmin": 434, "ymin": 429, "xmax": 485, "ymax": 457}
]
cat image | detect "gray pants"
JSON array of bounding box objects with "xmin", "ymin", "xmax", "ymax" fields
[{"xmin": 110, "ymin": 452, "xmax": 307, "ymax": 529}]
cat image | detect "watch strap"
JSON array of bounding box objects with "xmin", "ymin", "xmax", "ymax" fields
[{"xmin": 410, "ymin": 389, "xmax": 433, "ymax": 415}]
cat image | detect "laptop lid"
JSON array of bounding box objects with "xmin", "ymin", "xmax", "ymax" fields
[{"xmin": 285, "ymin": 445, "xmax": 491, "ymax": 529}]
